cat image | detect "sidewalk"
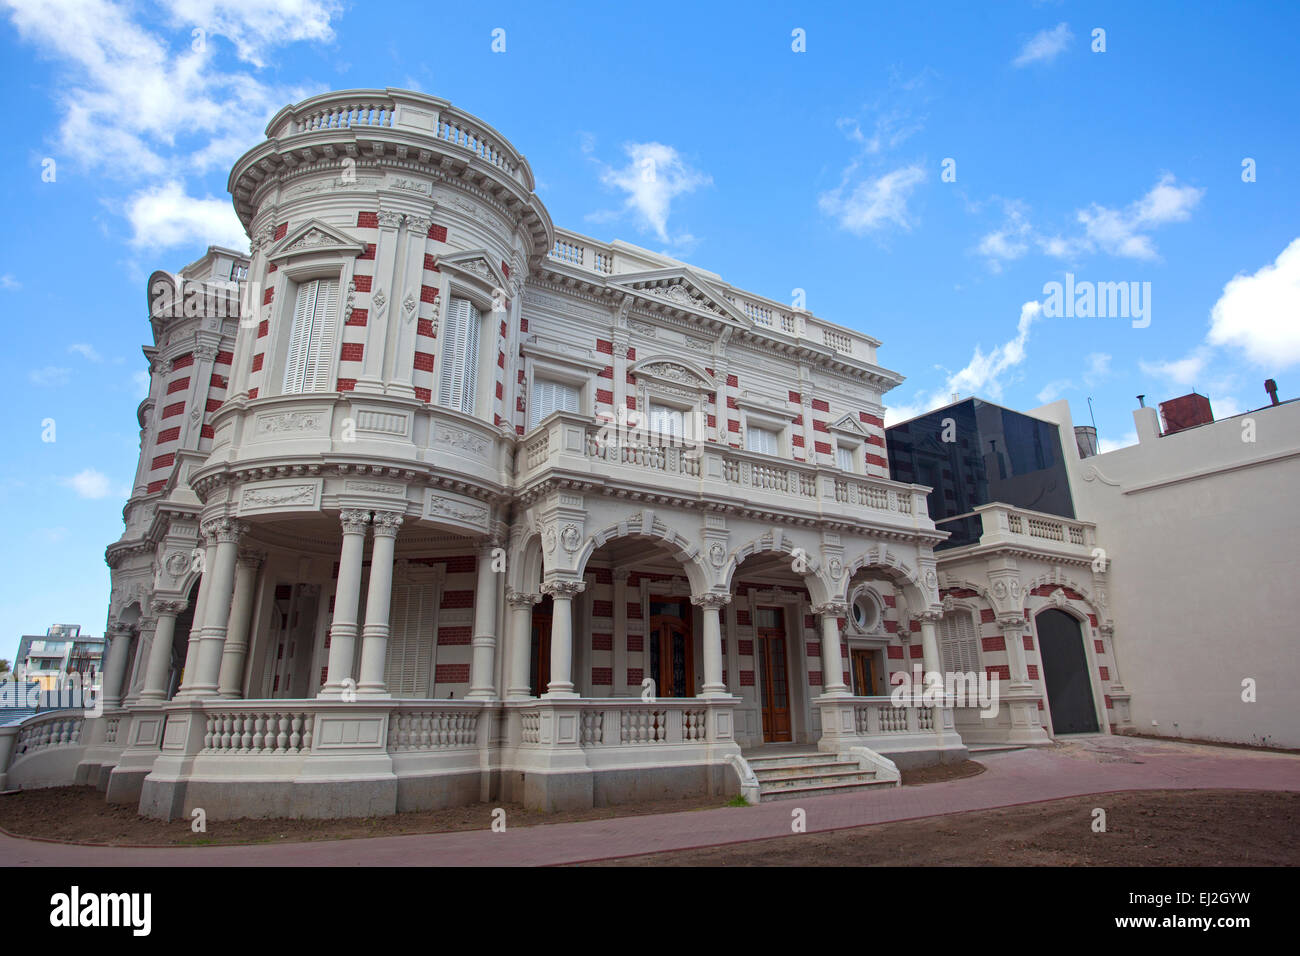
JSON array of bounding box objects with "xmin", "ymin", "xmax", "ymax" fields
[{"xmin": 3, "ymin": 736, "xmax": 1296, "ymax": 866}]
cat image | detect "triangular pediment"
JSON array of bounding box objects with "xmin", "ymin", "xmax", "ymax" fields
[
  {"xmin": 830, "ymin": 413, "xmax": 868, "ymax": 436},
  {"xmin": 268, "ymin": 219, "xmax": 368, "ymax": 262},
  {"xmin": 608, "ymin": 268, "xmax": 748, "ymax": 325},
  {"xmin": 629, "ymin": 355, "xmax": 716, "ymax": 389},
  {"xmin": 437, "ymin": 249, "xmax": 508, "ymax": 291}
]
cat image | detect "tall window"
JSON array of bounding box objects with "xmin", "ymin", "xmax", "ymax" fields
[
  {"xmin": 836, "ymin": 445, "xmax": 856, "ymax": 472},
  {"xmin": 746, "ymin": 425, "xmax": 779, "ymax": 456},
  {"xmin": 649, "ymin": 402, "xmax": 686, "ymax": 439},
  {"xmin": 283, "ymin": 278, "xmax": 340, "ymax": 394},
  {"xmin": 530, "ymin": 377, "xmax": 580, "ymax": 429},
  {"xmin": 439, "ymin": 296, "xmax": 480, "ymax": 414},
  {"xmin": 938, "ymin": 611, "xmax": 981, "ymax": 676}
]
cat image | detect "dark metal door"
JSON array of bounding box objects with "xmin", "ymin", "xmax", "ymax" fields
[{"xmin": 1035, "ymin": 609, "xmax": 1099, "ymax": 734}]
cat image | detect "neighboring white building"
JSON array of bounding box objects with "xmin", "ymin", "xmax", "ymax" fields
[
  {"xmin": 6, "ymin": 88, "xmax": 1286, "ymax": 818},
  {"xmin": 13, "ymin": 625, "xmax": 104, "ymax": 692}
]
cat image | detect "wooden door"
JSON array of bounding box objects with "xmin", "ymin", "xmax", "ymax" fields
[
  {"xmin": 852, "ymin": 649, "xmax": 877, "ymax": 696},
  {"xmin": 649, "ymin": 597, "xmax": 694, "ymax": 697},
  {"xmin": 757, "ymin": 608, "xmax": 792, "ymax": 742},
  {"xmin": 529, "ymin": 596, "xmax": 552, "ymax": 697}
]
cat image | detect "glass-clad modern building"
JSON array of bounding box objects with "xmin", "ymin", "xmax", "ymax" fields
[{"xmin": 886, "ymin": 399, "xmax": 1075, "ymax": 550}]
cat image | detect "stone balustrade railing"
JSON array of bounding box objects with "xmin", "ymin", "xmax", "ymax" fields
[
  {"xmin": 14, "ymin": 712, "xmax": 84, "ymax": 758},
  {"xmin": 202, "ymin": 707, "xmax": 317, "ymax": 755},
  {"xmin": 511, "ymin": 698, "xmax": 729, "ymax": 750},
  {"xmin": 386, "ymin": 705, "xmax": 480, "ymax": 751},
  {"xmin": 850, "ymin": 697, "xmax": 939, "ymax": 736},
  {"xmin": 960, "ymin": 503, "xmax": 1097, "ymax": 553},
  {"xmin": 520, "ymin": 412, "xmax": 933, "ymax": 532}
]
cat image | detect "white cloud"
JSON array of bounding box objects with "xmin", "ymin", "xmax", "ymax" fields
[
  {"xmin": 975, "ymin": 174, "xmax": 1203, "ymax": 269},
  {"xmin": 594, "ymin": 142, "xmax": 711, "ymax": 244},
  {"xmin": 124, "ymin": 180, "xmax": 248, "ymax": 251},
  {"xmin": 1098, "ymin": 431, "xmax": 1138, "ymax": 454},
  {"xmin": 61, "ymin": 468, "xmax": 114, "ymax": 499},
  {"xmin": 886, "ymin": 300, "xmax": 1043, "ymax": 424},
  {"xmin": 1013, "ymin": 23, "xmax": 1073, "ymax": 67},
  {"xmin": 0, "ymin": 274, "xmax": 19, "ymax": 290},
  {"xmin": 165, "ymin": 0, "xmax": 340, "ymax": 69},
  {"xmin": 29, "ymin": 366, "xmax": 71, "ymax": 386},
  {"xmin": 1084, "ymin": 351, "xmax": 1111, "ymax": 385},
  {"xmin": 820, "ymin": 164, "xmax": 927, "ymax": 235},
  {"xmin": 1139, "ymin": 346, "xmax": 1211, "ymax": 387},
  {"xmin": 1036, "ymin": 379, "xmax": 1072, "ymax": 403},
  {"xmin": 69, "ymin": 342, "xmax": 103, "ymax": 362},
  {"xmin": 1206, "ymin": 236, "xmax": 1300, "ymax": 368}
]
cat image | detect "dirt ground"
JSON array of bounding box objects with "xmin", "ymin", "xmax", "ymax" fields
[
  {"xmin": 581, "ymin": 789, "xmax": 1300, "ymax": 866},
  {"xmin": 0, "ymin": 760, "xmax": 985, "ymax": 847}
]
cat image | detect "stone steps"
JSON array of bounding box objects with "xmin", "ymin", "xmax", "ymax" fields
[{"xmin": 746, "ymin": 752, "xmax": 896, "ymax": 802}]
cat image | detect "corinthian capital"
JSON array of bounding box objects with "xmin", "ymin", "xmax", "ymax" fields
[
  {"xmin": 340, "ymin": 509, "xmax": 371, "ymax": 534},
  {"xmin": 150, "ymin": 598, "xmax": 187, "ymax": 617},
  {"xmin": 202, "ymin": 517, "xmax": 247, "ymax": 544},
  {"xmin": 541, "ymin": 579, "xmax": 586, "ymax": 599},
  {"xmin": 506, "ymin": 587, "xmax": 542, "ymax": 609},
  {"xmin": 812, "ymin": 602, "xmax": 848, "ymax": 618},
  {"xmin": 371, "ymin": 511, "xmax": 405, "ymax": 536}
]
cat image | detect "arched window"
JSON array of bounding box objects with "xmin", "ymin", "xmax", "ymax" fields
[
  {"xmin": 283, "ymin": 278, "xmax": 340, "ymax": 394},
  {"xmin": 938, "ymin": 611, "xmax": 980, "ymax": 675},
  {"xmin": 439, "ymin": 296, "xmax": 481, "ymax": 414}
]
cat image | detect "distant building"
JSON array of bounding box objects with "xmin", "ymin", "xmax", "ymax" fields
[{"xmin": 14, "ymin": 625, "xmax": 105, "ymax": 691}]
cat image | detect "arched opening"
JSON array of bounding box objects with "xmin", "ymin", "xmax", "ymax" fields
[
  {"xmin": 168, "ymin": 582, "xmax": 200, "ymax": 699},
  {"xmin": 726, "ymin": 551, "xmax": 821, "ymax": 746},
  {"xmin": 571, "ymin": 534, "xmax": 705, "ymax": 699},
  {"xmin": 1035, "ymin": 608, "xmax": 1099, "ymax": 734}
]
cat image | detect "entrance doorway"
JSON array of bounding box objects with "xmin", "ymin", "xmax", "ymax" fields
[
  {"xmin": 529, "ymin": 595, "xmax": 553, "ymax": 696},
  {"xmin": 851, "ymin": 648, "xmax": 879, "ymax": 696},
  {"xmin": 648, "ymin": 596, "xmax": 694, "ymax": 697},
  {"xmin": 1035, "ymin": 609, "xmax": 1099, "ymax": 734},
  {"xmin": 755, "ymin": 607, "xmax": 791, "ymax": 742}
]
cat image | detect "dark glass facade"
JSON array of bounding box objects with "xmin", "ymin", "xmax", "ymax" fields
[{"xmin": 886, "ymin": 399, "xmax": 1075, "ymax": 550}]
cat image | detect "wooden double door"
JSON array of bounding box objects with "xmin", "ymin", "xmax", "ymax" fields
[
  {"xmin": 649, "ymin": 597, "xmax": 694, "ymax": 698},
  {"xmin": 755, "ymin": 607, "xmax": 791, "ymax": 742}
]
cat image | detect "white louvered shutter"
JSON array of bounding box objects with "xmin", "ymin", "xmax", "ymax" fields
[
  {"xmin": 649, "ymin": 403, "xmax": 684, "ymax": 438},
  {"xmin": 439, "ymin": 297, "xmax": 479, "ymax": 414},
  {"xmin": 939, "ymin": 612, "xmax": 981, "ymax": 675},
  {"xmin": 283, "ymin": 278, "xmax": 340, "ymax": 394},
  {"xmin": 837, "ymin": 445, "xmax": 855, "ymax": 472},
  {"xmin": 746, "ymin": 425, "xmax": 779, "ymax": 456},
  {"xmin": 530, "ymin": 378, "xmax": 580, "ymax": 429},
  {"xmin": 385, "ymin": 582, "xmax": 436, "ymax": 697}
]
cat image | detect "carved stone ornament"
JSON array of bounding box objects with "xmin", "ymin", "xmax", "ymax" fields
[
  {"xmin": 992, "ymin": 580, "xmax": 1009, "ymax": 602},
  {"xmin": 941, "ymin": 593, "xmax": 956, "ymax": 613},
  {"xmin": 164, "ymin": 552, "xmax": 190, "ymax": 578},
  {"xmin": 256, "ymin": 412, "xmax": 322, "ymax": 434},
  {"xmin": 340, "ymin": 510, "xmax": 372, "ymax": 534},
  {"xmin": 243, "ymin": 485, "xmax": 315, "ymax": 507},
  {"xmin": 708, "ymin": 542, "xmax": 727, "ymax": 569},
  {"xmin": 372, "ymin": 288, "xmax": 388, "ymax": 315},
  {"xmin": 506, "ymin": 588, "xmax": 542, "ymax": 609},
  {"xmin": 150, "ymin": 598, "xmax": 187, "ymax": 616},
  {"xmin": 544, "ymin": 528, "xmax": 557, "ymax": 553},
  {"xmin": 828, "ymin": 558, "xmax": 844, "ymax": 582},
  {"xmin": 542, "ymin": 580, "xmax": 586, "ymax": 599},
  {"xmin": 812, "ymin": 602, "xmax": 849, "ymax": 618},
  {"xmin": 691, "ymin": 592, "xmax": 731, "ymax": 610},
  {"xmin": 371, "ymin": 512, "xmax": 405, "ymax": 536},
  {"xmin": 923, "ymin": 568, "xmax": 938, "ymax": 591},
  {"xmin": 560, "ymin": 524, "xmax": 581, "ymax": 553}
]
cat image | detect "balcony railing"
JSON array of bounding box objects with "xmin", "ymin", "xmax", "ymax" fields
[
  {"xmin": 521, "ymin": 412, "xmax": 931, "ymax": 530},
  {"xmin": 941, "ymin": 503, "xmax": 1097, "ymax": 554},
  {"xmin": 509, "ymin": 698, "xmax": 732, "ymax": 750}
]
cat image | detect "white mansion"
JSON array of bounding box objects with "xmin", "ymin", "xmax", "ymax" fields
[{"xmin": 0, "ymin": 90, "xmax": 1142, "ymax": 817}]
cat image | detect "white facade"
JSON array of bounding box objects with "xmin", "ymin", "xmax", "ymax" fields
[{"xmin": 0, "ymin": 90, "xmax": 1146, "ymax": 814}]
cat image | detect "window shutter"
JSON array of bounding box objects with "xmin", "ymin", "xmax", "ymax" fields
[
  {"xmin": 385, "ymin": 582, "xmax": 436, "ymax": 697},
  {"xmin": 649, "ymin": 403, "xmax": 685, "ymax": 438},
  {"xmin": 440, "ymin": 297, "xmax": 480, "ymax": 414},
  {"xmin": 939, "ymin": 612, "xmax": 980, "ymax": 675},
  {"xmin": 282, "ymin": 278, "xmax": 339, "ymax": 394},
  {"xmin": 530, "ymin": 378, "xmax": 579, "ymax": 429},
  {"xmin": 746, "ymin": 425, "xmax": 778, "ymax": 456},
  {"xmin": 837, "ymin": 445, "xmax": 855, "ymax": 472}
]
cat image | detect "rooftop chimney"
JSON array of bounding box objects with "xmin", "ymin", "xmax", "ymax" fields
[
  {"xmin": 1074, "ymin": 425, "xmax": 1098, "ymax": 459},
  {"xmin": 1265, "ymin": 378, "xmax": 1279, "ymax": 406},
  {"xmin": 1159, "ymin": 392, "xmax": 1215, "ymax": 435}
]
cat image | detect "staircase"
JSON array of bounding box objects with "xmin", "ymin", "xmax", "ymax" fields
[{"xmin": 747, "ymin": 751, "xmax": 895, "ymax": 802}]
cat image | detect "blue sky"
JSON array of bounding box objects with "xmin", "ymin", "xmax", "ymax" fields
[{"xmin": 2, "ymin": 0, "xmax": 1298, "ymax": 651}]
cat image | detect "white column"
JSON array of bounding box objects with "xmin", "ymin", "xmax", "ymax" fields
[
  {"xmin": 542, "ymin": 580, "xmax": 584, "ymax": 698},
  {"xmin": 813, "ymin": 602, "xmax": 850, "ymax": 695},
  {"xmin": 467, "ymin": 544, "xmax": 502, "ymax": 699},
  {"xmin": 506, "ymin": 588, "xmax": 541, "ymax": 699},
  {"xmin": 357, "ymin": 512, "xmax": 402, "ymax": 697},
  {"xmin": 919, "ymin": 611, "xmax": 944, "ymax": 692},
  {"xmin": 100, "ymin": 623, "xmax": 134, "ymax": 709},
  {"xmin": 181, "ymin": 518, "xmax": 245, "ymax": 698},
  {"xmin": 217, "ymin": 550, "xmax": 263, "ymax": 698},
  {"xmin": 124, "ymin": 616, "xmax": 156, "ymax": 706},
  {"xmin": 1001, "ymin": 616, "xmax": 1032, "ymax": 686},
  {"xmin": 612, "ymin": 569, "xmax": 630, "ymax": 696},
  {"xmin": 140, "ymin": 600, "xmax": 186, "ymax": 701},
  {"xmin": 320, "ymin": 510, "xmax": 370, "ymax": 697},
  {"xmin": 692, "ymin": 593, "xmax": 730, "ymax": 697},
  {"xmin": 179, "ymin": 535, "xmax": 217, "ymax": 688}
]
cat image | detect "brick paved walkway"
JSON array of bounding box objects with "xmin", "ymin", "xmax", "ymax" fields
[{"xmin": 2, "ymin": 736, "xmax": 1296, "ymax": 866}]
